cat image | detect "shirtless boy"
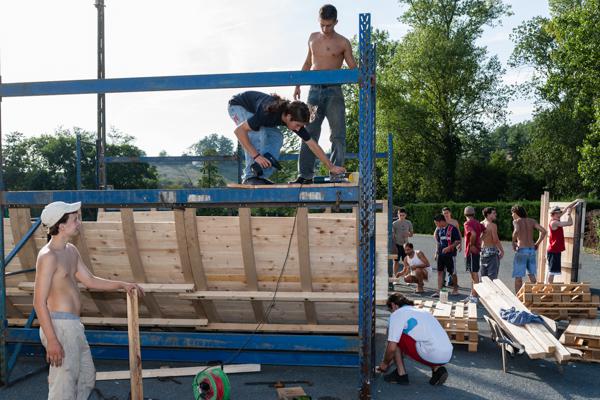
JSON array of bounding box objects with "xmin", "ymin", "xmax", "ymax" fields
[
  {"xmin": 480, "ymin": 207, "xmax": 504, "ymax": 280},
  {"xmin": 34, "ymin": 201, "xmax": 144, "ymax": 399},
  {"xmin": 511, "ymin": 205, "xmax": 547, "ymax": 292},
  {"xmin": 290, "ymin": 4, "xmax": 357, "ymax": 184}
]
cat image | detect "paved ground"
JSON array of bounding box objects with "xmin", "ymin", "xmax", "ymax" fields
[{"xmin": 2, "ymin": 235, "xmax": 599, "ymax": 399}]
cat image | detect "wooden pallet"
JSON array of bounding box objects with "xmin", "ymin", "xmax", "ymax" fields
[
  {"xmin": 518, "ymin": 283, "xmax": 599, "ymax": 320},
  {"xmin": 559, "ymin": 319, "xmax": 600, "ymax": 363},
  {"xmin": 413, "ymin": 300, "xmax": 478, "ymax": 352}
]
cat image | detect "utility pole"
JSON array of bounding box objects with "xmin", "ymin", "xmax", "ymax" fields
[{"xmin": 95, "ymin": 0, "xmax": 107, "ymax": 189}]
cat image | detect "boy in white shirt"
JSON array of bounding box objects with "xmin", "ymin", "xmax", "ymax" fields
[{"xmin": 378, "ymin": 293, "xmax": 453, "ymax": 385}]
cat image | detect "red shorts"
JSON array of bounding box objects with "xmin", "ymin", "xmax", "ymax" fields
[{"xmin": 399, "ymin": 334, "xmax": 444, "ymax": 368}]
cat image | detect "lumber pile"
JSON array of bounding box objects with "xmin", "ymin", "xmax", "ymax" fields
[
  {"xmin": 560, "ymin": 319, "xmax": 600, "ymax": 363},
  {"xmin": 517, "ymin": 283, "xmax": 599, "ymax": 320},
  {"xmin": 412, "ymin": 300, "xmax": 478, "ymax": 352},
  {"xmin": 474, "ymin": 277, "xmax": 571, "ymax": 363}
]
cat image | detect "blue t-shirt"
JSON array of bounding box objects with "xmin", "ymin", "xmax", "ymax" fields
[
  {"xmin": 434, "ymin": 224, "xmax": 460, "ymax": 256},
  {"xmin": 229, "ymin": 91, "xmax": 310, "ymax": 141}
]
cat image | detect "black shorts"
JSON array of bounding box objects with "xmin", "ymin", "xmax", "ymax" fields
[
  {"xmin": 396, "ymin": 244, "xmax": 406, "ymax": 262},
  {"xmin": 547, "ymin": 252, "xmax": 561, "ymax": 274},
  {"xmin": 437, "ymin": 254, "xmax": 455, "ymax": 275},
  {"xmin": 465, "ymin": 253, "xmax": 480, "ymax": 273}
]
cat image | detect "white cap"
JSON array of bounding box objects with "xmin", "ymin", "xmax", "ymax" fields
[{"xmin": 40, "ymin": 201, "xmax": 81, "ymax": 227}]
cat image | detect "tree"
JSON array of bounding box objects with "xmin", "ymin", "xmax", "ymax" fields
[
  {"xmin": 511, "ymin": 0, "xmax": 600, "ymax": 196},
  {"xmin": 188, "ymin": 133, "xmax": 234, "ymax": 156},
  {"xmin": 2, "ymin": 127, "xmax": 158, "ymax": 191}
]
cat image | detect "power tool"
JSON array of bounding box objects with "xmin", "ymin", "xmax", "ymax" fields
[{"xmin": 250, "ymin": 152, "xmax": 282, "ymax": 177}]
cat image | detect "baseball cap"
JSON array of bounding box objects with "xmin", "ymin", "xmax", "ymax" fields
[
  {"xmin": 550, "ymin": 206, "xmax": 562, "ymax": 214},
  {"xmin": 41, "ymin": 201, "xmax": 81, "ymax": 227},
  {"xmin": 464, "ymin": 206, "xmax": 475, "ymax": 216}
]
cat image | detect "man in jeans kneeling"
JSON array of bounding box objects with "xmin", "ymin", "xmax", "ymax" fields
[{"xmin": 378, "ymin": 293, "xmax": 453, "ymax": 386}]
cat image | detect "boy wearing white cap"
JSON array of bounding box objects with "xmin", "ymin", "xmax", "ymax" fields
[{"xmin": 34, "ymin": 201, "xmax": 144, "ymax": 400}]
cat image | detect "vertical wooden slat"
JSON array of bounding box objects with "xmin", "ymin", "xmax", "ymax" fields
[
  {"xmin": 8, "ymin": 208, "xmax": 37, "ymax": 281},
  {"xmin": 174, "ymin": 209, "xmax": 210, "ymax": 319},
  {"xmin": 238, "ymin": 208, "xmax": 265, "ymax": 322},
  {"xmin": 127, "ymin": 289, "xmax": 143, "ymax": 400},
  {"xmin": 120, "ymin": 209, "xmax": 163, "ymax": 317},
  {"xmin": 72, "ymin": 221, "xmax": 114, "ymax": 317},
  {"xmin": 537, "ymin": 191, "xmax": 550, "ymax": 282},
  {"xmin": 183, "ymin": 208, "xmax": 219, "ymax": 322},
  {"xmin": 296, "ymin": 208, "xmax": 317, "ymax": 324}
]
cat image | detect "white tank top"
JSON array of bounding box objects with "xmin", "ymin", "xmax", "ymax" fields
[{"xmin": 407, "ymin": 252, "xmax": 425, "ymax": 268}]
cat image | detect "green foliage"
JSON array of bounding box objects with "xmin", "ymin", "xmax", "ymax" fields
[
  {"xmin": 511, "ymin": 0, "xmax": 600, "ymax": 197},
  {"xmin": 3, "ymin": 128, "xmax": 158, "ymax": 190},
  {"xmin": 187, "ymin": 133, "xmax": 234, "ymax": 156}
]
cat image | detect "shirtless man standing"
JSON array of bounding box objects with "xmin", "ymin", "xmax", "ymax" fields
[
  {"xmin": 34, "ymin": 201, "xmax": 144, "ymax": 399},
  {"xmin": 480, "ymin": 207, "xmax": 504, "ymax": 280},
  {"xmin": 290, "ymin": 4, "xmax": 357, "ymax": 184},
  {"xmin": 511, "ymin": 205, "xmax": 547, "ymax": 292}
]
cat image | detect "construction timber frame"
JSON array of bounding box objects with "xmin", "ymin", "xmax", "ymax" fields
[{"xmin": 0, "ymin": 13, "xmax": 378, "ymax": 399}]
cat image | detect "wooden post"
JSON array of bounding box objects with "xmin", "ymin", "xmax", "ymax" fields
[
  {"xmin": 537, "ymin": 191, "xmax": 550, "ymax": 282},
  {"xmin": 127, "ymin": 289, "xmax": 143, "ymax": 400}
]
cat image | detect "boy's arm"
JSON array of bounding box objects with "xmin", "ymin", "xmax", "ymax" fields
[
  {"xmin": 533, "ymin": 221, "xmax": 547, "ymax": 249},
  {"xmin": 305, "ymin": 139, "xmax": 346, "ymax": 175},
  {"xmin": 294, "ymin": 37, "xmax": 314, "ymax": 100},
  {"xmin": 417, "ymin": 251, "xmax": 431, "ymax": 268},
  {"xmin": 33, "ymin": 253, "xmax": 65, "ymax": 367},
  {"xmin": 512, "ymin": 220, "xmax": 519, "ymax": 250},
  {"xmin": 343, "ymin": 38, "xmax": 358, "ymax": 69},
  {"xmin": 73, "ymin": 246, "xmax": 144, "ymax": 297}
]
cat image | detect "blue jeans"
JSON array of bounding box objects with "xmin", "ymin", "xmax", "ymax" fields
[
  {"xmin": 228, "ymin": 105, "xmax": 283, "ymax": 180},
  {"xmin": 512, "ymin": 247, "xmax": 537, "ymax": 278},
  {"xmin": 298, "ymin": 85, "xmax": 346, "ymax": 179}
]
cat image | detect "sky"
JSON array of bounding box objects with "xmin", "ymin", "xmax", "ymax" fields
[{"xmin": 0, "ymin": 0, "xmax": 550, "ymax": 156}]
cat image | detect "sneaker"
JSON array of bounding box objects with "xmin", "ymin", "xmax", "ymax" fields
[
  {"xmin": 429, "ymin": 366, "xmax": 448, "ymax": 385},
  {"xmin": 329, "ymin": 173, "xmax": 348, "ymax": 183},
  {"xmin": 431, "ymin": 292, "xmax": 440, "ymax": 298},
  {"xmin": 384, "ymin": 369, "xmax": 409, "ymax": 385},
  {"xmin": 242, "ymin": 177, "xmax": 274, "ymax": 185},
  {"xmin": 469, "ymin": 296, "xmax": 479, "ymax": 304},
  {"xmin": 288, "ymin": 176, "xmax": 313, "ymax": 184}
]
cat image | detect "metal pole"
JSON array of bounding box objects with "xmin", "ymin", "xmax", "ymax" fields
[
  {"xmin": 0, "ymin": 68, "xmax": 7, "ymax": 386},
  {"xmin": 358, "ymin": 13, "xmax": 375, "ymax": 400},
  {"xmin": 76, "ymin": 133, "xmax": 82, "ymax": 190},
  {"xmin": 95, "ymin": 0, "xmax": 107, "ymax": 189},
  {"xmin": 387, "ymin": 133, "xmax": 393, "ymax": 277}
]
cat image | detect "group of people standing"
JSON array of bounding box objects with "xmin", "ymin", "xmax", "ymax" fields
[{"xmin": 392, "ymin": 200, "xmax": 580, "ymax": 302}]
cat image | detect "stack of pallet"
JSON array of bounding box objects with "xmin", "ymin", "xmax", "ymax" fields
[
  {"xmin": 412, "ymin": 300, "xmax": 478, "ymax": 352},
  {"xmin": 474, "ymin": 277, "xmax": 571, "ymax": 363},
  {"xmin": 560, "ymin": 319, "xmax": 600, "ymax": 363},
  {"xmin": 517, "ymin": 283, "xmax": 599, "ymax": 320}
]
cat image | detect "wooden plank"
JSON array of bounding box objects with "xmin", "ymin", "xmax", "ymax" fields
[
  {"xmin": 180, "ymin": 291, "xmax": 357, "ymax": 302},
  {"xmin": 18, "ymin": 282, "xmax": 193, "ymax": 293},
  {"xmin": 184, "ymin": 208, "xmax": 220, "ymax": 323},
  {"xmin": 297, "ymin": 207, "xmax": 317, "ymax": 324},
  {"xmin": 238, "ymin": 208, "xmax": 265, "ymax": 322},
  {"xmin": 127, "ymin": 289, "xmax": 143, "ymax": 400},
  {"xmin": 173, "ymin": 209, "xmax": 211, "ymax": 320},
  {"xmin": 96, "ymin": 364, "xmax": 261, "ymax": 381},
  {"xmin": 71, "ymin": 221, "xmax": 114, "ymax": 317},
  {"xmin": 5, "ymin": 297, "xmax": 24, "ymax": 317},
  {"xmin": 8, "ymin": 208, "xmax": 38, "ymax": 281},
  {"xmin": 537, "ymin": 191, "xmax": 550, "ymax": 281},
  {"xmin": 121, "ymin": 209, "xmax": 163, "ymax": 317},
  {"xmin": 8, "ymin": 317, "xmax": 208, "ymax": 327}
]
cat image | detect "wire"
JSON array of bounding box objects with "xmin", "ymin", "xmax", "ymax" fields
[{"xmin": 193, "ymin": 182, "xmax": 304, "ymax": 379}]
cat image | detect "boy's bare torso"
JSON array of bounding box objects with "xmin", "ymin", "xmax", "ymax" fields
[
  {"xmin": 309, "ymin": 31, "xmax": 348, "ymax": 70},
  {"xmin": 481, "ymin": 221, "xmax": 498, "ymax": 247},
  {"xmin": 38, "ymin": 243, "xmax": 82, "ymax": 315},
  {"xmin": 514, "ymin": 218, "xmax": 535, "ymax": 248}
]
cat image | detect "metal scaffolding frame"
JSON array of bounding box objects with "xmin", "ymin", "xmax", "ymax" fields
[{"xmin": 0, "ymin": 13, "xmax": 377, "ymax": 399}]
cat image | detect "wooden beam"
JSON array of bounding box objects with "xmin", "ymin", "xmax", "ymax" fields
[
  {"xmin": 537, "ymin": 191, "xmax": 550, "ymax": 281},
  {"xmin": 238, "ymin": 208, "xmax": 265, "ymax": 322},
  {"xmin": 173, "ymin": 209, "xmax": 212, "ymax": 320},
  {"xmin": 8, "ymin": 208, "xmax": 38, "ymax": 281},
  {"xmin": 71, "ymin": 220, "xmax": 114, "ymax": 316},
  {"xmin": 96, "ymin": 364, "xmax": 260, "ymax": 381},
  {"xmin": 297, "ymin": 208, "xmax": 317, "ymax": 324},
  {"xmin": 8, "ymin": 317, "xmax": 208, "ymax": 327},
  {"xmin": 120, "ymin": 209, "xmax": 163, "ymax": 317},
  {"xmin": 5, "ymin": 297, "xmax": 24, "ymax": 318},
  {"xmin": 18, "ymin": 282, "xmax": 193, "ymax": 293},
  {"xmin": 183, "ymin": 208, "xmax": 220, "ymax": 323},
  {"xmin": 127, "ymin": 289, "xmax": 143, "ymax": 400},
  {"xmin": 179, "ymin": 290, "xmax": 357, "ymax": 302}
]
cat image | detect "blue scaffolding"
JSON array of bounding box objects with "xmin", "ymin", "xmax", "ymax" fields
[{"xmin": 0, "ymin": 13, "xmax": 378, "ymax": 399}]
